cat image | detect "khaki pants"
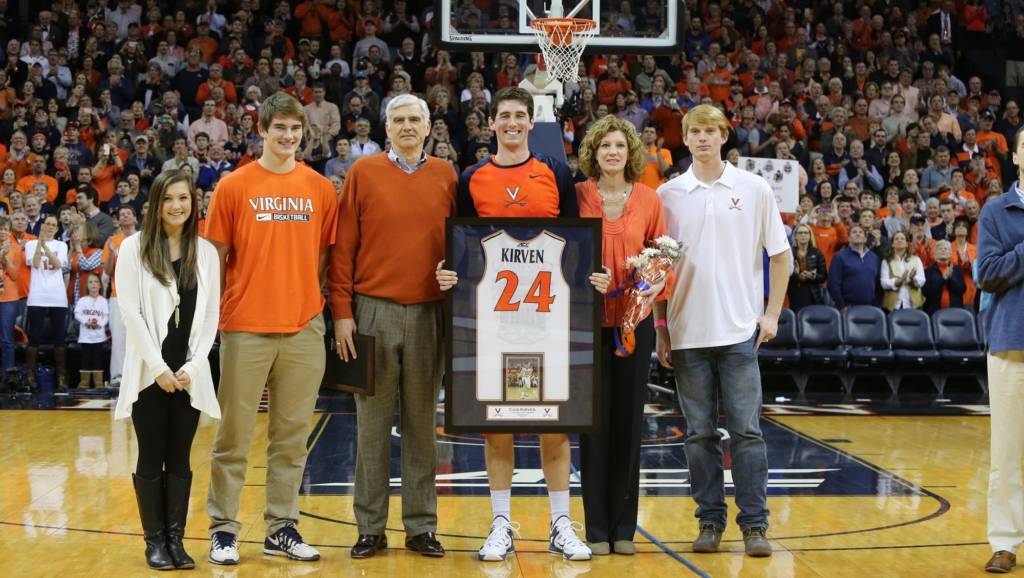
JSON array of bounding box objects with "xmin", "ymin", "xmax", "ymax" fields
[
  {"xmin": 207, "ymin": 314, "xmax": 326, "ymax": 537},
  {"xmin": 353, "ymin": 295, "xmax": 443, "ymax": 535},
  {"xmin": 988, "ymin": 350, "xmax": 1024, "ymax": 553}
]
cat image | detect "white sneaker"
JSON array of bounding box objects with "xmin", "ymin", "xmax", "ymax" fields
[
  {"xmin": 264, "ymin": 524, "xmax": 321, "ymax": 561},
  {"xmin": 209, "ymin": 531, "xmax": 240, "ymax": 565},
  {"xmin": 478, "ymin": 516, "xmax": 519, "ymax": 561},
  {"xmin": 549, "ymin": 516, "xmax": 592, "ymax": 561}
]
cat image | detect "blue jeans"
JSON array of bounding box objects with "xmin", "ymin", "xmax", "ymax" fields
[
  {"xmin": 0, "ymin": 300, "xmax": 18, "ymax": 372},
  {"xmin": 671, "ymin": 333, "xmax": 769, "ymax": 531}
]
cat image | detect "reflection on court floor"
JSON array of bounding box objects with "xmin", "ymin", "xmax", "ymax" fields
[{"xmin": 303, "ymin": 398, "xmax": 922, "ymax": 499}]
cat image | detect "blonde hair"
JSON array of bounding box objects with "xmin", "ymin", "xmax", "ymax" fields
[
  {"xmin": 681, "ymin": 104, "xmax": 731, "ymax": 138},
  {"xmin": 791, "ymin": 223, "xmax": 817, "ymax": 250},
  {"xmin": 577, "ymin": 115, "xmax": 647, "ymax": 182}
]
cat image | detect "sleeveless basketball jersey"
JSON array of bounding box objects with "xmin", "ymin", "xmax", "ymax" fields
[{"xmin": 476, "ymin": 230, "xmax": 570, "ymax": 401}]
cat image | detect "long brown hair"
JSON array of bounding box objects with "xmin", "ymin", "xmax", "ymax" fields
[{"xmin": 140, "ymin": 170, "xmax": 199, "ymax": 290}]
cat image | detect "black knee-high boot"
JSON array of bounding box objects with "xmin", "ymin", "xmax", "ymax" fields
[
  {"xmin": 164, "ymin": 471, "xmax": 196, "ymax": 569},
  {"xmin": 132, "ymin": 474, "xmax": 175, "ymax": 570}
]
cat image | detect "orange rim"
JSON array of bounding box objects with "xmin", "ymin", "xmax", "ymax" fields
[{"xmin": 531, "ymin": 17, "xmax": 596, "ymax": 47}]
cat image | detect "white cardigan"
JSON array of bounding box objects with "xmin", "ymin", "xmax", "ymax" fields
[{"xmin": 114, "ymin": 233, "xmax": 222, "ymax": 420}]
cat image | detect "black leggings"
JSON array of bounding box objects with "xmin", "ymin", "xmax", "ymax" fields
[
  {"xmin": 78, "ymin": 342, "xmax": 105, "ymax": 371},
  {"xmin": 131, "ymin": 384, "xmax": 200, "ymax": 479}
]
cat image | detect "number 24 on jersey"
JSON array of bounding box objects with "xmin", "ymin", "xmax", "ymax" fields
[{"xmin": 493, "ymin": 271, "xmax": 555, "ymax": 312}]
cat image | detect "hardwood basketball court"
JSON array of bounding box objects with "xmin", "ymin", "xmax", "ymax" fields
[{"xmin": 0, "ymin": 389, "xmax": 997, "ymax": 577}]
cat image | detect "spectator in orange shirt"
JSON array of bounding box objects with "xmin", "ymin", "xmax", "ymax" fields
[
  {"xmin": 294, "ymin": 0, "xmax": 335, "ymax": 38},
  {"xmin": 195, "ymin": 63, "xmax": 238, "ymax": 105},
  {"xmin": 16, "ymin": 154, "xmax": 58, "ymax": 204},
  {"xmin": 702, "ymin": 53, "xmax": 732, "ymax": 103},
  {"xmin": 0, "ymin": 215, "xmax": 22, "ymax": 379},
  {"xmin": 638, "ymin": 124, "xmax": 672, "ymax": 190},
  {"xmin": 2, "ymin": 132, "xmax": 32, "ymax": 180},
  {"xmin": 950, "ymin": 218, "xmax": 978, "ymax": 307},
  {"xmin": 649, "ymin": 87, "xmax": 685, "ymax": 161},
  {"xmin": 186, "ymin": 17, "xmax": 219, "ymax": 64},
  {"xmin": 809, "ymin": 208, "xmax": 847, "ymax": 266},
  {"xmin": 597, "ymin": 60, "xmax": 632, "ymax": 106},
  {"xmin": 977, "ymin": 110, "xmax": 1009, "ymax": 166},
  {"xmin": 91, "ymin": 142, "xmax": 124, "ymax": 206},
  {"xmin": 908, "ymin": 214, "xmax": 936, "ymax": 267}
]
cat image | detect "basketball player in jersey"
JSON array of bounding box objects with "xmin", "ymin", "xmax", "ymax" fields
[
  {"xmin": 654, "ymin": 104, "xmax": 791, "ymax": 558},
  {"xmin": 436, "ymin": 87, "xmax": 611, "ymax": 562}
]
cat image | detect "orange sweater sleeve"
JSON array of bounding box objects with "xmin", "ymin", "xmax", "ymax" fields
[{"xmin": 329, "ymin": 160, "xmax": 362, "ymax": 320}]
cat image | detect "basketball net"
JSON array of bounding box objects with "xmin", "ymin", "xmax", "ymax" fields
[{"xmin": 530, "ymin": 18, "xmax": 596, "ymax": 83}]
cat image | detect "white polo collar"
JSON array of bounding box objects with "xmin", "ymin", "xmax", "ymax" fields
[{"xmin": 680, "ymin": 161, "xmax": 738, "ymax": 193}]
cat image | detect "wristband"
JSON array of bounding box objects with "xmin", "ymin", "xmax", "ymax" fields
[{"xmin": 654, "ymin": 319, "xmax": 668, "ymax": 329}]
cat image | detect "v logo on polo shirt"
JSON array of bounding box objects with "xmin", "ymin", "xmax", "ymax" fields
[{"xmin": 729, "ymin": 197, "xmax": 743, "ymax": 210}]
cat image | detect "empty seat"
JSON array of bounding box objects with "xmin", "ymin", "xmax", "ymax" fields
[
  {"xmin": 797, "ymin": 305, "xmax": 847, "ymax": 368},
  {"xmin": 758, "ymin": 308, "xmax": 800, "ymax": 366},
  {"xmin": 888, "ymin": 309, "xmax": 941, "ymax": 393},
  {"xmin": 843, "ymin": 305, "xmax": 895, "ymax": 365},
  {"xmin": 932, "ymin": 308, "xmax": 987, "ymax": 394},
  {"xmin": 888, "ymin": 309, "xmax": 940, "ymax": 363},
  {"xmin": 932, "ymin": 308, "xmax": 985, "ymax": 364},
  {"xmin": 842, "ymin": 305, "xmax": 897, "ymax": 396}
]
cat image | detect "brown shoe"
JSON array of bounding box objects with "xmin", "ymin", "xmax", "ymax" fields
[
  {"xmin": 986, "ymin": 551, "xmax": 1016, "ymax": 573},
  {"xmin": 692, "ymin": 524, "xmax": 723, "ymax": 553},
  {"xmin": 743, "ymin": 527, "xmax": 772, "ymax": 557}
]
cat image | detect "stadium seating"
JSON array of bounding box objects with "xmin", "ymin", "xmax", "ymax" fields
[
  {"xmin": 795, "ymin": 305, "xmax": 847, "ymax": 394},
  {"xmin": 736, "ymin": 306, "xmax": 989, "ymax": 399},
  {"xmin": 887, "ymin": 309, "xmax": 942, "ymax": 393},
  {"xmin": 842, "ymin": 305, "xmax": 897, "ymax": 396},
  {"xmin": 932, "ymin": 308, "xmax": 987, "ymax": 395},
  {"xmin": 757, "ymin": 308, "xmax": 801, "ymax": 388}
]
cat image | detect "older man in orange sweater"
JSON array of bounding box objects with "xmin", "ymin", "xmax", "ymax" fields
[{"xmin": 328, "ymin": 94, "xmax": 456, "ymax": 560}]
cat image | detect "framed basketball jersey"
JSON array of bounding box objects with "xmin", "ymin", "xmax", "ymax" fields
[{"xmin": 445, "ymin": 218, "xmax": 602, "ymax": 433}]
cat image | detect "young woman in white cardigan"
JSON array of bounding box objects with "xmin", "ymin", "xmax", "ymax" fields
[{"xmin": 114, "ymin": 169, "xmax": 221, "ymax": 570}]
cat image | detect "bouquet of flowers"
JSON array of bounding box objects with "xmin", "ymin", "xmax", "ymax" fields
[{"xmin": 615, "ymin": 236, "xmax": 684, "ymax": 357}]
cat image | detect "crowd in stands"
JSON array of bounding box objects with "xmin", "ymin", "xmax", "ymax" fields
[{"xmin": 0, "ymin": 0, "xmax": 1017, "ymax": 389}]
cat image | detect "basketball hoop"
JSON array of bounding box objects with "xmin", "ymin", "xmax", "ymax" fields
[{"xmin": 530, "ymin": 17, "xmax": 597, "ymax": 83}]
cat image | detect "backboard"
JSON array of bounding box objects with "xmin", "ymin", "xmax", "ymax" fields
[{"xmin": 434, "ymin": 0, "xmax": 683, "ymax": 55}]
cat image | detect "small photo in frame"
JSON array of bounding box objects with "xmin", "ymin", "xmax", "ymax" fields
[{"xmin": 503, "ymin": 353, "xmax": 543, "ymax": 402}]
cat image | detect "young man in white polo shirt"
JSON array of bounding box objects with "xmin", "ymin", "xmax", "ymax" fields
[{"xmin": 653, "ymin": 104, "xmax": 791, "ymax": 558}]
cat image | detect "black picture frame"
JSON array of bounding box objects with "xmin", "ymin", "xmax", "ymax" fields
[
  {"xmin": 323, "ymin": 334, "xmax": 376, "ymax": 396},
  {"xmin": 444, "ymin": 217, "xmax": 603, "ymax": 434}
]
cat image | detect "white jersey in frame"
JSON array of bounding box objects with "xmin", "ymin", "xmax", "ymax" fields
[{"xmin": 476, "ymin": 230, "xmax": 570, "ymax": 401}]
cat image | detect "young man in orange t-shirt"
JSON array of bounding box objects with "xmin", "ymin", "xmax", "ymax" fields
[{"xmin": 204, "ymin": 92, "xmax": 339, "ymax": 566}]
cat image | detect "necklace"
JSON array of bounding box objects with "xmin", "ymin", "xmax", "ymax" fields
[{"xmin": 598, "ymin": 183, "xmax": 631, "ymax": 203}]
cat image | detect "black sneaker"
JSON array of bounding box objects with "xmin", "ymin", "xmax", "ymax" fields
[{"xmin": 264, "ymin": 524, "xmax": 321, "ymax": 561}]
